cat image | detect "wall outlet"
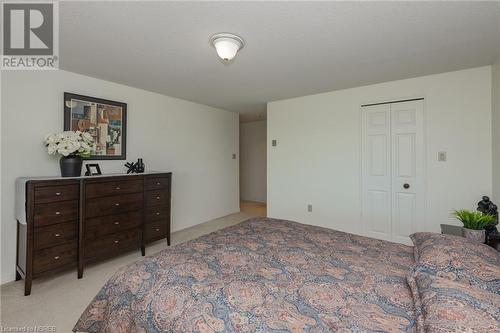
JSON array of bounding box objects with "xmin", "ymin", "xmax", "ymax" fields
[
  {"xmin": 272, "ymin": 139, "xmax": 277, "ymax": 147},
  {"xmin": 438, "ymin": 151, "xmax": 446, "ymax": 162},
  {"xmin": 307, "ymin": 204, "xmax": 312, "ymax": 212},
  {"xmin": 232, "ymin": 153, "xmax": 237, "ymax": 159}
]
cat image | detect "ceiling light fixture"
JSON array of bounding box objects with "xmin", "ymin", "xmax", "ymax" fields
[{"xmin": 209, "ymin": 33, "xmax": 245, "ymax": 62}]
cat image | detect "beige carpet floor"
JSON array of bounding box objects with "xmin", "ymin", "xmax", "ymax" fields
[{"xmin": 0, "ymin": 201, "xmax": 266, "ymax": 332}]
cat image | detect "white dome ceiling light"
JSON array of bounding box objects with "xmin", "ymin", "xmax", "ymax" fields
[{"xmin": 209, "ymin": 33, "xmax": 245, "ymax": 62}]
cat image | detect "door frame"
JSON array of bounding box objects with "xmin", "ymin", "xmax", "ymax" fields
[{"xmin": 359, "ymin": 96, "xmax": 428, "ymax": 243}]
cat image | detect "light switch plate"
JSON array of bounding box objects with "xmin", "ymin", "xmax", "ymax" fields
[
  {"xmin": 438, "ymin": 151, "xmax": 446, "ymax": 162},
  {"xmin": 307, "ymin": 204, "xmax": 312, "ymax": 212},
  {"xmin": 272, "ymin": 140, "xmax": 277, "ymax": 147},
  {"xmin": 232, "ymin": 153, "xmax": 236, "ymax": 159}
]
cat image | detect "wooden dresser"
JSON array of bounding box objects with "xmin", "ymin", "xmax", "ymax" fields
[{"xmin": 16, "ymin": 172, "xmax": 171, "ymax": 295}]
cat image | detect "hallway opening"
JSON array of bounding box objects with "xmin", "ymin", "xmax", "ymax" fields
[{"xmin": 240, "ymin": 115, "xmax": 267, "ymax": 215}]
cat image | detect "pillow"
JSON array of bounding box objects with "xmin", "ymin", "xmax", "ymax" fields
[
  {"xmin": 407, "ymin": 270, "xmax": 500, "ymax": 333},
  {"xmin": 410, "ymin": 232, "xmax": 500, "ymax": 294}
]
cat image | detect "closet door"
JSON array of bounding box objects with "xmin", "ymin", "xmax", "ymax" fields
[
  {"xmin": 390, "ymin": 100, "xmax": 424, "ymax": 244},
  {"xmin": 361, "ymin": 104, "xmax": 392, "ymax": 241},
  {"xmin": 362, "ymin": 99, "xmax": 425, "ymax": 244}
]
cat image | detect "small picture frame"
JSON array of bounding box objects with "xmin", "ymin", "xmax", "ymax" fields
[{"xmin": 85, "ymin": 164, "xmax": 102, "ymax": 176}]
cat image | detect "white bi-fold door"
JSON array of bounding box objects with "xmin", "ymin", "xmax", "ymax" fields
[{"xmin": 361, "ymin": 99, "xmax": 424, "ymax": 244}]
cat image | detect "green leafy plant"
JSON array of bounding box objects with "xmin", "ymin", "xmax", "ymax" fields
[{"xmin": 452, "ymin": 209, "xmax": 495, "ymax": 230}]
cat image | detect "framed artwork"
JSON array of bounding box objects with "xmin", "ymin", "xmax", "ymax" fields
[
  {"xmin": 85, "ymin": 164, "xmax": 102, "ymax": 176},
  {"xmin": 64, "ymin": 92, "xmax": 127, "ymax": 160}
]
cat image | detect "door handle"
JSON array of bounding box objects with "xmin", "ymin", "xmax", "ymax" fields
[{"xmin": 403, "ymin": 183, "xmax": 410, "ymax": 189}]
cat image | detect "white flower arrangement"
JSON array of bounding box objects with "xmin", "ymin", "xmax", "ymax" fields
[{"xmin": 45, "ymin": 131, "xmax": 95, "ymax": 157}]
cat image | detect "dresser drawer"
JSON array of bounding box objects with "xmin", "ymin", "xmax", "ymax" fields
[
  {"xmin": 84, "ymin": 229, "xmax": 141, "ymax": 259},
  {"xmin": 85, "ymin": 211, "xmax": 143, "ymax": 239},
  {"xmin": 145, "ymin": 176, "xmax": 170, "ymax": 190},
  {"xmin": 85, "ymin": 179, "xmax": 143, "ymax": 199},
  {"xmin": 33, "ymin": 242, "xmax": 77, "ymax": 274},
  {"xmin": 145, "ymin": 205, "xmax": 170, "ymax": 222},
  {"xmin": 34, "ymin": 222, "xmax": 77, "ymax": 250},
  {"xmin": 35, "ymin": 184, "xmax": 79, "ymax": 204},
  {"xmin": 146, "ymin": 190, "xmax": 169, "ymax": 207},
  {"xmin": 144, "ymin": 220, "xmax": 168, "ymax": 243},
  {"xmin": 34, "ymin": 200, "xmax": 79, "ymax": 227},
  {"xmin": 85, "ymin": 192, "xmax": 143, "ymax": 218}
]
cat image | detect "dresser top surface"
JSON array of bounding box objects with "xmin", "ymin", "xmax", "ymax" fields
[{"xmin": 16, "ymin": 171, "xmax": 171, "ymax": 183}]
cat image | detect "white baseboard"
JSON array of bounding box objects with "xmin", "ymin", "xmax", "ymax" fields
[{"xmin": 1, "ymin": 272, "xmax": 16, "ymax": 285}]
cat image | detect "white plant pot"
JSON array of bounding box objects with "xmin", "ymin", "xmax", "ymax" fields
[{"xmin": 462, "ymin": 228, "xmax": 485, "ymax": 243}]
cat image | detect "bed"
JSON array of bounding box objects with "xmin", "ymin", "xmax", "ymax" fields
[{"xmin": 73, "ymin": 218, "xmax": 500, "ymax": 333}]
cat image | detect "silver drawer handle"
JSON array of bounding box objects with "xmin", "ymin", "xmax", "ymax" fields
[
  {"xmin": 156, "ymin": 196, "xmax": 160, "ymax": 200},
  {"xmin": 114, "ymin": 221, "xmax": 120, "ymax": 225},
  {"xmin": 55, "ymin": 211, "xmax": 61, "ymax": 215},
  {"xmin": 156, "ymin": 212, "xmax": 160, "ymax": 216},
  {"xmin": 54, "ymin": 256, "xmax": 60, "ymax": 260},
  {"xmin": 55, "ymin": 192, "xmax": 61, "ymax": 196},
  {"xmin": 155, "ymin": 228, "xmax": 160, "ymax": 232},
  {"xmin": 156, "ymin": 182, "xmax": 161, "ymax": 185},
  {"xmin": 114, "ymin": 240, "xmax": 119, "ymax": 244},
  {"xmin": 114, "ymin": 203, "xmax": 120, "ymax": 206},
  {"xmin": 115, "ymin": 186, "xmax": 121, "ymax": 190},
  {"xmin": 54, "ymin": 233, "xmax": 60, "ymax": 237}
]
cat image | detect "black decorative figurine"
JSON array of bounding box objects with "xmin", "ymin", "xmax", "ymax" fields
[
  {"xmin": 477, "ymin": 196, "xmax": 498, "ymax": 235},
  {"xmin": 125, "ymin": 158, "xmax": 145, "ymax": 174}
]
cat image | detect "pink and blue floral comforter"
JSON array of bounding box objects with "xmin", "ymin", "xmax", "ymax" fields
[{"xmin": 74, "ymin": 218, "xmax": 417, "ymax": 332}]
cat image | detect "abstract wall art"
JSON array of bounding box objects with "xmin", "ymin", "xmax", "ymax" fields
[{"xmin": 64, "ymin": 92, "xmax": 127, "ymax": 160}]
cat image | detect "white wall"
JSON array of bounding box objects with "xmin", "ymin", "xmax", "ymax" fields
[
  {"xmin": 240, "ymin": 120, "xmax": 267, "ymax": 203},
  {"xmin": 268, "ymin": 66, "xmax": 492, "ymax": 236},
  {"xmin": 492, "ymin": 58, "xmax": 500, "ymax": 202},
  {"xmin": 1, "ymin": 70, "xmax": 240, "ymax": 283}
]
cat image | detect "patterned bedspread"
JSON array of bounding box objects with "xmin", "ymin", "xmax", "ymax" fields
[{"xmin": 74, "ymin": 218, "xmax": 417, "ymax": 332}]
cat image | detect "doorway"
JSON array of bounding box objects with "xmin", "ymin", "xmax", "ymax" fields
[{"xmin": 240, "ymin": 118, "xmax": 267, "ymax": 216}]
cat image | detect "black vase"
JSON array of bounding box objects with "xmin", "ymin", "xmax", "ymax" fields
[{"xmin": 60, "ymin": 155, "xmax": 83, "ymax": 177}]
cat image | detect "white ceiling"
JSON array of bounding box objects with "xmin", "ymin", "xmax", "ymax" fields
[{"xmin": 60, "ymin": 1, "xmax": 500, "ymax": 120}]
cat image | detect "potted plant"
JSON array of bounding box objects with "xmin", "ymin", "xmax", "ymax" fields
[
  {"xmin": 452, "ymin": 209, "xmax": 494, "ymax": 243},
  {"xmin": 45, "ymin": 131, "xmax": 95, "ymax": 177}
]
